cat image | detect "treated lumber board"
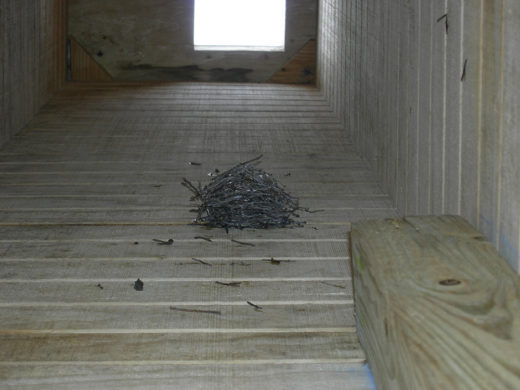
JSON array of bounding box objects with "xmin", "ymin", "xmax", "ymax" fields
[
  {"xmin": 0, "ymin": 303, "xmax": 354, "ymax": 330},
  {"xmin": 0, "ymin": 363, "xmax": 374, "ymax": 390},
  {"xmin": 69, "ymin": 36, "xmax": 112, "ymax": 81},
  {"xmin": 351, "ymin": 215, "xmax": 520, "ymax": 389},
  {"xmin": 0, "ymin": 331, "xmax": 363, "ymax": 362}
]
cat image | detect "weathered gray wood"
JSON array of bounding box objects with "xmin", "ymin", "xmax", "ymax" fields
[
  {"xmin": 0, "ymin": 239, "xmax": 351, "ymax": 259},
  {"xmin": 460, "ymin": 0, "xmax": 482, "ymax": 228},
  {"xmin": 351, "ymin": 215, "xmax": 520, "ymax": 389},
  {"xmin": 0, "ymin": 223, "xmax": 352, "ymax": 241},
  {"xmin": 0, "ymin": 258, "xmax": 352, "ymax": 280},
  {"xmin": 498, "ymin": 0, "xmax": 520, "ymax": 271},
  {"xmin": 0, "ymin": 0, "xmax": 66, "ymax": 148},
  {"xmin": 0, "ymin": 303, "xmax": 354, "ymax": 331},
  {"xmin": 0, "ymin": 280, "xmax": 350, "ymax": 304},
  {"xmin": 0, "ymin": 81, "xmax": 392, "ymax": 388},
  {"xmin": 443, "ymin": 0, "xmax": 463, "ymax": 215},
  {"xmin": 416, "ymin": 0, "xmax": 432, "ymax": 215}
]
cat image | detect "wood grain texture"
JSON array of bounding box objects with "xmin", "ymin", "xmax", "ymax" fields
[
  {"xmin": 317, "ymin": 0, "xmax": 520, "ymax": 272},
  {"xmin": 351, "ymin": 215, "xmax": 520, "ymax": 389},
  {"xmin": 0, "ymin": 82, "xmax": 392, "ymax": 388},
  {"xmin": 0, "ymin": 363, "xmax": 375, "ymax": 390},
  {"xmin": 0, "ymin": 0, "xmax": 66, "ymax": 148}
]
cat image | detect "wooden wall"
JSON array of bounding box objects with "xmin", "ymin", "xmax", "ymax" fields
[
  {"xmin": 0, "ymin": 0, "xmax": 67, "ymax": 148},
  {"xmin": 67, "ymin": 0, "xmax": 317, "ymax": 82},
  {"xmin": 317, "ymin": 0, "xmax": 520, "ymax": 272}
]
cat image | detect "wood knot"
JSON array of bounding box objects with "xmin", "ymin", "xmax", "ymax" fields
[{"xmin": 439, "ymin": 279, "xmax": 461, "ymax": 286}]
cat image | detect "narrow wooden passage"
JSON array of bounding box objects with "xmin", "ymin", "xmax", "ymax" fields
[{"xmin": 0, "ymin": 82, "xmax": 396, "ymax": 389}]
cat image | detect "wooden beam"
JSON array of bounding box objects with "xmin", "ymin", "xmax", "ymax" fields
[
  {"xmin": 351, "ymin": 215, "xmax": 520, "ymax": 389},
  {"xmin": 69, "ymin": 36, "xmax": 112, "ymax": 81}
]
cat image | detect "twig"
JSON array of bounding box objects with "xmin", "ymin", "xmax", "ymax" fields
[
  {"xmin": 153, "ymin": 238, "xmax": 174, "ymax": 245},
  {"xmin": 247, "ymin": 301, "xmax": 263, "ymax": 311},
  {"xmin": 461, "ymin": 58, "xmax": 468, "ymax": 81},
  {"xmin": 321, "ymin": 281, "xmax": 346, "ymax": 289},
  {"xmin": 436, "ymin": 13, "xmax": 449, "ymax": 34},
  {"xmin": 231, "ymin": 239, "xmax": 255, "ymax": 247},
  {"xmin": 188, "ymin": 161, "xmax": 201, "ymax": 166},
  {"xmin": 181, "ymin": 178, "xmax": 201, "ymax": 198},
  {"xmin": 169, "ymin": 306, "xmax": 221, "ymax": 315},
  {"xmin": 194, "ymin": 236, "xmax": 213, "ymax": 242},
  {"xmin": 192, "ymin": 257, "xmax": 212, "ymax": 266},
  {"xmin": 239, "ymin": 154, "xmax": 263, "ymax": 166},
  {"xmin": 216, "ymin": 281, "xmax": 242, "ymax": 287},
  {"xmin": 262, "ymin": 257, "xmax": 293, "ymax": 265},
  {"xmin": 302, "ymin": 208, "xmax": 325, "ymax": 214}
]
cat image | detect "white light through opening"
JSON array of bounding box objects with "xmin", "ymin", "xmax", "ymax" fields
[{"xmin": 194, "ymin": 0, "xmax": 286, "ymax": 51}]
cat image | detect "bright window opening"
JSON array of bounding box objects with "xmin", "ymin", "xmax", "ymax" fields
[{"xmin": 194, "ymin": 0, "xmax": 286, "ymax": 51}]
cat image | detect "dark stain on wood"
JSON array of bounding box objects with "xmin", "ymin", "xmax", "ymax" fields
[{"xmin": 121, "ymin": 64, "xmax": 253, "ymax": 82}]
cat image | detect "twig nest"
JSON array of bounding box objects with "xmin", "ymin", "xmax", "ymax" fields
[{"xmin": 182, "ymin": 157, "xmax": 303, "ymax": 229}]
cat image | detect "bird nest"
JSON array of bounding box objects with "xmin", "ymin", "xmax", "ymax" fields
[{"xmin": 182, "ymin": 156, "xmax": 303, "ymax": 230}]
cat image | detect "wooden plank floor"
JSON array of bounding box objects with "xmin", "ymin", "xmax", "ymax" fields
[{"xmin": 0, "ymin": 82, "xmax": 395, "ymax": 389}]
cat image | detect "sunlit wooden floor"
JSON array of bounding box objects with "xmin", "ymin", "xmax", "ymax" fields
[{"xmin": 0, "ymin": 82, "xmax": 396, "ymax": 389}]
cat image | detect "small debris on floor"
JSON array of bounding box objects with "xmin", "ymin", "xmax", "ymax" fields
[
  {"xmin": 153, "ymin": 238, "xmax": 174, "ymax": 245},
  {"xmin": 97, "ymin": 283, "xmax": 104, "ymax": 290},
  {"xmin": 134, "ymin": 241, "xmax": 139, "ymax": 245},
  {"xmin": 134, "ymin": 278, "xmax": 144, "ymax": 291},
  {"xmin": 247, "ymin": 301, "xmax": 263, "ymax": 311},
  {"xmin": 194, "ymin": 235, "xmax": 213, "ymax": 242},
  {"xmin": 152, "ymin": 184, "xmax": 162, "ymax": 188},
  {"xmin": 284, "ymin": 173, "xmax": 291, "ymax": 177},
  {"xmin": 262, "ymin": 257, "xmax": 293, "ymax": 265},
  {"xmin": 169, "ymin": 306, "xmax": 221, "ymax": 315},
  {"xmin": 188, "ymin": 161, "xmax": 201, "ymax": 166},
  {"xmin": 231, "ymin": 239, "xmax": 255, "ymax": 247},
  {"xmin": 192, "ymin": 257, "xmax": 212, "ymax": 266},
  {"xmin": 321, "ymin": 281, "xmax": 346, "ymax": 289},
  {"xmin": 216, "ymin": 281, "xmax": 241, "ymax": 287},
  {"xmin": 182, "ymin": 155, "xmax": 304, "ymax": 230}
]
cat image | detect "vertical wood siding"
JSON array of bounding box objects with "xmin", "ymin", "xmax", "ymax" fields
[
  {"xmin": 317, "ymin": 0, "xmax": 520, "ymax": 272},
  {"xmin": 0, "ymin": 0, "xmax": 67, "ymax": 147}
]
